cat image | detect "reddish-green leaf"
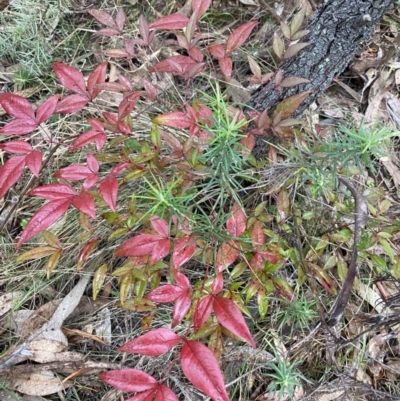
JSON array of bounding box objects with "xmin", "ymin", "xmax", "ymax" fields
[
  {"xmin": 213, "ymin": 296, "xmax": 256, "ymax": 348},
  {"xmin": 77, "ymin": 239, "xmax": 98, "ymax": 271},
  {"xmin": 283, "ymin": 42, "xmax": 310, "ymax": 59},
  {"xmin": 180, "ymin": 340, "xmax": 229, "ymax": 401},
  {"xmin": 251, "ymin": 221, "xmax": 265, "ymax": 247},
  {"xmin": 118, "ymin": 328, "xmax": 181, "ymax": 356},
  {"xmin": 16, "ymin": 246, "xmax": 57, "ymax": 261},
  {"xmin": 272, "ymin": 33, "xmax": 284, "ymax": 59},
  {"xmin": 273, "ymin": 91, "xmax": 311, "ymax": 120},
  {"xmin": 99, "ymin": 369, "xmax": 157, "ymax": 392},
  {"xmin": 280, "ymin": 76, "xmax": 310, "ymax": 87},
  {"xmin": 152, "ymin": 112, "xmax": 193, "ymax": 129},
  {"xmin": 17, "ymin": 199, "xmax": 71, "ymax": 248},
  {"xmin": 226, "ymin": 21, "xmax": 258, "ymax": 55},
  {"xmin": 149, "ymin": 14, "xmax": 189, "ymax": 30},
  {"xmin": 93, "ymin": 263, "xmax": 107, "ymax": 301},
  {"xmin": 290, "ymin": 8, "xmax": 306, "ymax": 36}
]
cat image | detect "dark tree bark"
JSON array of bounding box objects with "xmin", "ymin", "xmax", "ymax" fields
[{"xmin": 248, "ymin": 0, "xmax": 393, "ymax": 153}]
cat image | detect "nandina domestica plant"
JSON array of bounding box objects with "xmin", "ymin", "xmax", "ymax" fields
[{"xmin": 0, "ymin": 0, "xmax": 315, "ymax": 399}]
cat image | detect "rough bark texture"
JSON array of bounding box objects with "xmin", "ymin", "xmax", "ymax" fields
[{"xmin": 248, "ymin": 0, "xmax": 393, "ymax": 122}]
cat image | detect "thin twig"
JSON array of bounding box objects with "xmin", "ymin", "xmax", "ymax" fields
[{"xmin": 327, "ymin": 177, "xmax": 368, "ymax": 326}]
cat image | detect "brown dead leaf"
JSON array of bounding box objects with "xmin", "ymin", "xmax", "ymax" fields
[
  {"xmin": 0, "ymin": 291, "xmax": 25, "ymax": 316},
  {"xmin": 0, "ymin": 390, "xmax": 47, "ymax": 401},
  {"xmin": 5, "ymin": 370, "xmax": 73, "ymax": 396}
]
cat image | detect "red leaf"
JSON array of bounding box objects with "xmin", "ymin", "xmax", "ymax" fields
[
  {"xmin": 142, "ymin": 79, "xmax": 157, "ymax": 100},
  {"xmin": 149, "ymin": 14, "xmax": 189, "ymax": 30},
  {"xmin": 54, "ymin": 165, "xmax": 92, "ymax": 181},
  {"xmin": 150, "ymin": 216, "xmax": 169, "ymax": 238},
  {"xmin": 226, "ymin": 203, "xmax": 246, "ymax": 237},
  {"xmin": 53, "ymin": 62, "xmax": 88, "ymax": 97},
  {"xmin": 150, "ymin": 56, "xmax": 196, "ymax": 74},
  {"xmin": 0, "ymin": 156, "xmax": 26, "ymax": 199},
  {"xmin": 215, "ymin": 239, "xmax": 240, "ymax": 272},
  {"xmin": 0, "ymin": 140, "xmax": 32, "ymax": 153},
  {"xmin": 125, "ymin": 389, "xmax": 154, "ymax": 401},
  {"xmin": 174, "ymin": 271, "xmax": 190, "ymax": 289},
  {"xmin": 55, "ymin": 94, "xmax": 89, "ymax": 114},
  {"xmin": 17, "ymin": 199, "xmax": 71, "ymax": 248},
  {"xmin": 192, "ymin": 0, "xmax": 212, "ymax": 18},
  {"xmin": 118, "ymin": 328, "xmax": 181, "ymax": 356},
  {"xmin": 118, "ymin": 92, "xmax": 142, "ymax": 120},
  {"xmin": 211, "ymin": 273, "xmax": 224, "ymax": 295},
  {"xmin": 213, "ymin": 297, "xmax": 256, "ymax": 348},
  {"xmin": 208, "ymin": 43, "xmax": 225, "ymax": 59},
  {"xmin": 251, "ymin": 221, "xmax": 265, "ymax": 248},
  {"xmin": 35, "ymin": 95, "xmax": 59, "ymax": 124},
  {"xmin": 72, "ymin": 191, "xmax": 96, "ymax": 219},
  {"xmin": 115, "ymin": 8, "xmax": 126, "ymax": 31},
  {"xmin": 258, "ymin": 250, "xmax": 279, "ymax": 264},
  {"xmin": 88, "ymin": 9, "xmax": 117, "ymax": 28},
  {"xmin": 86, "ymin": 154, "xmax": 99, "ymax": 172},
  {"xmin": 194, "ymin": 295, "xmax": 214, "ymax": 331},
  {"xmin": 25, "ymin": 150, "xmax": 42, "ymax": 177},
  {"xmin": 150, "ymin": 238, "xmax": 171, "ymax": 264},
  {"xmin": 71, "ymin": 130, "xmax": 107, "ymax": 151},
  {"xmin": 180, "ymin": 340, "xmax": 229, "ymax": 401},
  {"xmin": 0, "ymin": 119, "xmax": 38, "ymax": 135},
  {"xmin": 0, "ymin": 93, "xmax": 35, "ymax": 120},
  {"xmin": 219, "ymin": 57, "xmax": 232, "ymax": 80},
  {"xmin": 152, "ymin": 112, "xmax": 193, "ymax": 129},
  {"xmin": 99, "ymin": 177, "xmax": 118, "ymax": 211},
  {"xmin": 115, "ymin": 234, "xmax": 160, "ymax": 257},
  {"xmin": 226, "ymin": 21, "xmax": 258, "ymax": 55},
  {"xmin": 94, "ymin": 27, "xmax": 121, "ymax": 37},
  {"xmin": 153, "ymin": 384, "xmax": 179, "ymax": 401},
  {"xmin": 29, "ymin": 184, "xmax": 75, "ymax": 201},
  {"xmin": 172, "ymin": 290, "xmax": 191, "ymax": 328},
  {"xmin": 99, "ymin": 369, "xmax": 157, "ymax": 392},
  {"xmin": 146, "ymin": 284, "xmax": 184, "ymax": 303},
  {"xmin": 87, "ymin": 62, "xmax": 108, "ymax": 100},
  {"xmin": 250, "ymin": 252, "xmax": 264, "ymax": 272}
]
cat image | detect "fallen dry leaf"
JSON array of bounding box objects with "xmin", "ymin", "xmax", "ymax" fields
[{"xmin": 5, "ymin": 370, "xmax": 73, "ymax": 396}]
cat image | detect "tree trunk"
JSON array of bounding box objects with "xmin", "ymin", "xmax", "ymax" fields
[{"xmin": 248, "ymin": 0, "xmax": 393, "ymax": 154}]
